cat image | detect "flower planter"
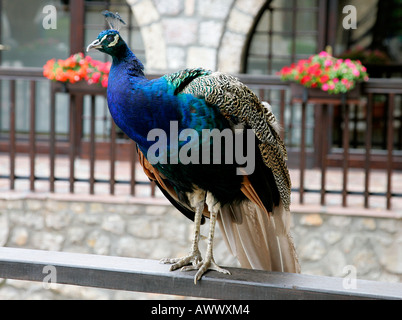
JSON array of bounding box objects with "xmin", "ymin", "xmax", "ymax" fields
[
  {"xmin": 290, "ymin": 82, "xmax": 361, "ymax": 103},
  {"xmin": 52, "ymin": 81, "xmax": 107, "ymax": 95},
  {"xmin": 279, "ymin": 51, "xmax": 368, "ymax": 102},
  {"xmin": 43, "ymin": 53, "xmax": 110, "ymax": 89}
]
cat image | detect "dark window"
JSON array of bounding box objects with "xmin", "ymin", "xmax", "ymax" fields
[
  {"xmin": 244, "ymin": 0, "xmax": 320, "ymax": 75},
  {"xmin": 0, "ymin": 0, "xmax": 70, "ymax": 67}
]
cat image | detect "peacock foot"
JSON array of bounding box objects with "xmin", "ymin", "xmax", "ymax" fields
[
  {"xmin": 160, "ymin": 250, "xmax": 203, "ymax": 272},
  {"xmin": 184, "ymin": 257, "xmax": 231, "ymax": 284},
  {"xmin": 161, "ymin": 253, "xmax": 230, "ymax": 284}
]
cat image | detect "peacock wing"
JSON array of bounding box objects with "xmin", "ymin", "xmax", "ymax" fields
[{"xmin": 174, "ymin": 71, "xmax": 291, "ymax": 211}]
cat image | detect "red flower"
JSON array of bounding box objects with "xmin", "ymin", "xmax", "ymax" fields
[
  {"xmin": 101, "ymin": 75, "xmax": 108, "ymax": 88},
  {"xmin": 92, "ymin": 72, "xmax": 101, "ymax": 83},
  {"xmin": 314, "ymin": 69, "xmax": 322, "ymax": 77},
  {"xmin": 43, "ymin": 53, "xmax": 111, "ymax": 87},
  {"xmin": 279, "ymin": 51, "xmax": 369, "ymax": 94},
  {"xmin": 320, "ymin": 75, "xmax": 329, "ymax": 83},
  {"xmin": 300, "ymin": 75, "xmax": 311, "ymax": 85}
]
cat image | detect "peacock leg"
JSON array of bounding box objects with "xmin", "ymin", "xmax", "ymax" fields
[
  {"xmin": 160, "ymin": 190, "xmax": 204, "ymax": 271},
  {"xmin": 194, "ymin": 197, "xmax": 231, "ymax": 283},
  {"xmin": 181, "ymin": 192, "xmax": 231, "ymax": 284}
]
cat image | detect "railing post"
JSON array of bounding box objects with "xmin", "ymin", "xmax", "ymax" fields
[
  {"xmin": 29, "ymin": 81, "xmax": 36, "ymax": 191},
  {"xmin": 386, "ymin": 93, "xmax": 395, "ymax": 210},
  {"xmin": 49, "ymin": 82, "xmax": 56, "ymax": 193},
  {"xmin": 9, "ymin": 80, "xmax": 16, "ymax": 190},
  {"xmin": 342, "ymin": 95, "xmax": 349, "ymax": 207},
  {"xmin": 299, "ymin": 88, "xmax": 308, "ymax": 204},
  {"xmin": 364, "ymin": 93, "xmax": 373, "ymax": 208},
  {"xmin": 320, "ymin": 104, "xmax": 329, "ymax": 206},
  {"xmin": 69, "ymin": 94, "xmax": 76, "ymax": 193},
  {"xmin": 130, "ymin": 141, "xmax": 137, "ymax": 196},
  {"xmin": 110, "ymin": 120, "xmax": 116, "ymax": 195},
  {"xmin": 89, "ymin": 95, "xmax": 96, "ymax": 195}
]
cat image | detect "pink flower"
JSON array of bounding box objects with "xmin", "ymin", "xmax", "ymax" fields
[
  {"xmin": 276, "ymin": 50, "xmax": 369, "ymax": 93},
  {"xmin": 101, "ymin": 75, "xmax": 108, "ymax": 88},
  {"xmin": 98, "ymin": 62, "xmax": 111, "ymax": 73},
  {"xmin": 92, "ymin": 72, "xmax": 101, "ymax": 83}
]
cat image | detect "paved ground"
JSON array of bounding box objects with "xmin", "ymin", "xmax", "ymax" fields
[{"xmin": 1, "ymin": 154, "xmax": 402, "ymax": 217}]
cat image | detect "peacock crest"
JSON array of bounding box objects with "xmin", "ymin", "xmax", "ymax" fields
[{"xmin": 102, "ymin": 10, "xmax": 126, "ymax": 31}]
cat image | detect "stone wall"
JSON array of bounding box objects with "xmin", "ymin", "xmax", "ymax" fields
[
  {"xmin": 126, "ymin": 0, "xmax": 266, "ymax": 73},
  {"xmin": 0, "ymin": 195, "xmax": 401, "ymax": 299}
]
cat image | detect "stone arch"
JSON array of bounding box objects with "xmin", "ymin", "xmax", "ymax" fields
[
  {"xmin": 126, "ymin": 0, "xmax": 167, "ymax": 72},
  {"xmin": 217, "ymin": 0, "xmax": 268, "ymax": 73}
]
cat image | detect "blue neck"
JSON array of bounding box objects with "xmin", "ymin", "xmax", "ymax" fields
[
  {"xmin": 107, "ymin": 45, "xmax": 158, "ymax": 148},
  {"xmin": 111, "ymin": 43, "xmax": 145, "ymax": 78}
]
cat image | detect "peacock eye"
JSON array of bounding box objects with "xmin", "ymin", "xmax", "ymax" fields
[{"xmin": 106, "ymin": 35, "xmax": 115, "ymax": 42}]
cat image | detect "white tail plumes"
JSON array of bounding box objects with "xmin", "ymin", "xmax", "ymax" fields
[{"xmin": 218, "ymin": 200, "xmax": 300, "ymax": 273}]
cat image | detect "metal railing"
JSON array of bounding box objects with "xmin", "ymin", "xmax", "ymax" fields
[
  {"xmin": 1, "ymin": 247, "xmax": 402, "ymax": 300},
  {"xmin": 1, "ymin": 67, "xmax": 402, "ymax": 210}
]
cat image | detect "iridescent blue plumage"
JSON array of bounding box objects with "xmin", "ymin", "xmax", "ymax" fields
[
  {"xmin": 108, "ymin": 50, "xmax": 227, "ymax": 151},
  {"xmin": 92, "ymin": 29, "xmax": 242, "ymax": 204}
]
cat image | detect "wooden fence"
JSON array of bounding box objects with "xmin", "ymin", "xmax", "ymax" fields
[{"xmin": 1, "ymin": 68, "xmax": 402, "ymax": 209}]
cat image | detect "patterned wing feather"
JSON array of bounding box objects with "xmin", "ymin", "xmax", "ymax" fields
[{"xmin": 166, "ymin": 69, "xmax": 291, "ymax": 210}]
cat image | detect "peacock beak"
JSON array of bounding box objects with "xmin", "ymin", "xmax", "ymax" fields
[{"xmin": 86, "ymin": 39, "xmax": 102, "ymax": 52}]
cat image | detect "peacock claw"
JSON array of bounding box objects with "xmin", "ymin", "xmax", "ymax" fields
[
  {"xmin": 160, "ymin": 252, "xmax": 230, "ymax": 283},
  {"xmin": 193, "ymin": 258, "xmax": 231, "ymax": 284},
  {"xmin": 160, "ymin": 250, "xmax": 203, "ymax": 272}
]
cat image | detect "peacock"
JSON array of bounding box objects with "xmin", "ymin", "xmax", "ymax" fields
[{"xmin": 87, "ymin": 11, "xmax": 300, "ymax": 283}]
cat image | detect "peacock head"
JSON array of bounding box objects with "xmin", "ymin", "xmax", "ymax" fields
[
  {"xmin": 87, "ymin": 11, "xmax": 127, "ymax": 56},
  {"xmin": 86, "ymin": 29, "xmax": 124, "ymax": 55}
]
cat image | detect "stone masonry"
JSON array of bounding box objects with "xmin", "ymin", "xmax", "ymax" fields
[{"xmin": 126, "ymin": 0, "xmax": 266, "ymax": 73}]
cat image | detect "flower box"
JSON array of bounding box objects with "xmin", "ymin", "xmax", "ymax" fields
[
  {"xmin": 52, "ymin": 80, "xmax": 107, "ymax": 95},
  {"xmin": 290, "ymin": 82, "xmax": 361, "ymax": 103},
  {"xmin": 279, "ymin": 51, "xmax": 369, "ymax": 97},
  {"xmin": 44, "ymin": 53, "xmax": 110, "ymax": 88}
]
